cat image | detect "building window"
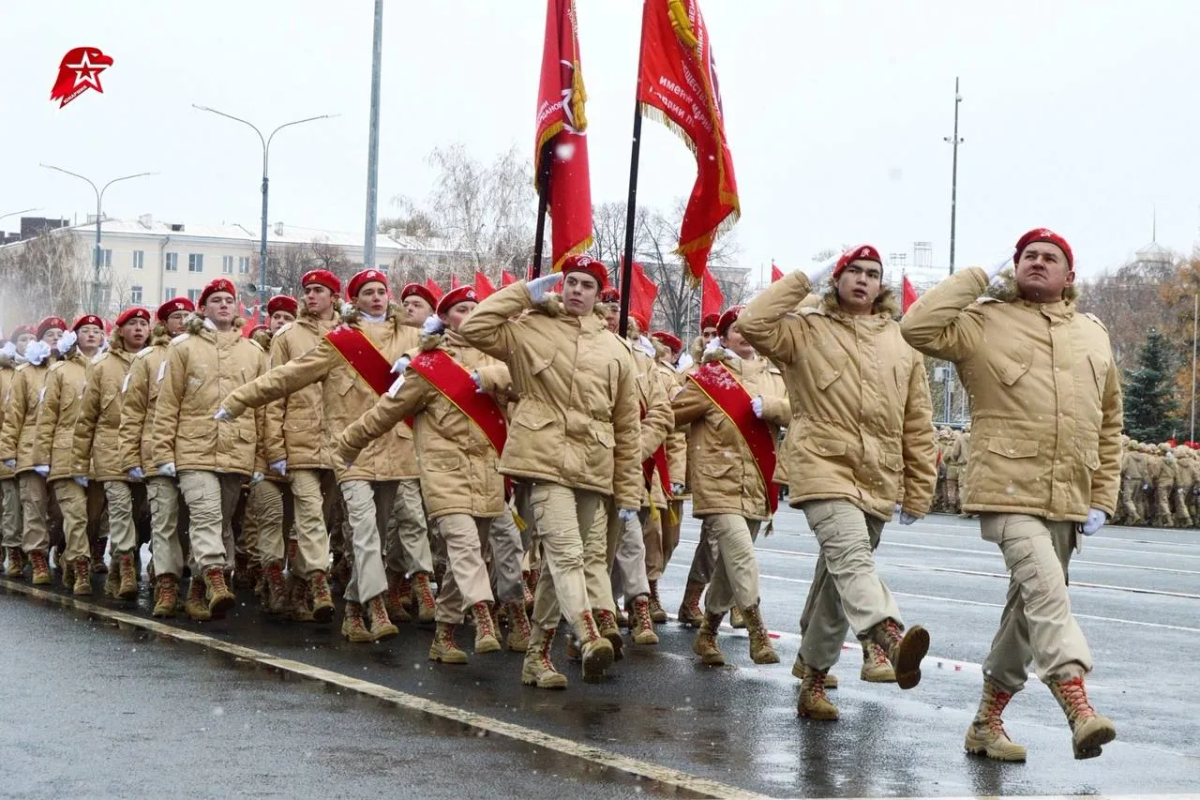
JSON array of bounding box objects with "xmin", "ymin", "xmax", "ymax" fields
[
  {"xmin": 132, "ymin": 250, "xmax": 145, "ymax": 270},
  {"xmin": 165, "ymin": 253, "xmax": 178, "ymax": 272},
  {"xmin": 102, "ymin": 249, "xmax": 113, "ymax": 267},
  {"xmin": 163, "ymin": 286, "xmax": 176, "ymax": 302},
  {"xmin": 238, "ymin": 256, "xmax": 250, "ymax": 274},
  {"xmin": 222, "ymin": 255, "xmax": 233, "ymax": 275},
  {"xmin": 188, "ymin": 254, "xmax": 204, "ymax": 273},
  {"xmin": 187, "ymin": 289, "xmax": 202, "ymax": 304},
  {"xmin": 131, "ymin": 285, "xmax": 143, "ymax": 304}
]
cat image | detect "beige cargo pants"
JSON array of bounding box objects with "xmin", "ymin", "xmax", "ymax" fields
[
  {"xmin": 432, "ymin": 513, "xmax": 494, "ymax": 624},
  {"xmin": 147, "ymin": 475, "xmax": 185, "ymax": 578},
  {"xmin": 288, "ymin": 468, "xmax": 335, "ymax": 576},
  {"xmin": 18, "ymin": 472, "xmax": 51, "ymax": 554},
  {"xmin": 103, "ymin": 481, "xmax": 138, "ymax": 553},
  {"xmin": 702, "ymin": 514, "xmax": 763, "ymax": 615},
  {"xmin": 528, "ymin": 482, "xmax": 603, "ymax": 631},
  {"xmin": 385, "ymin": 477, "xmax": 432, "ymax": 576},
  {"xmin": 52, "ymin": 479, "xmax": 93, "ymax": 562},
  {"xmin": 340, "ymin": 479, "xmax": 394, "ymax": 604},
  {"xmin": 0, "ymin": 478, "xmax": 22, "ymax": 550},
  {"xmin": 177, "ymin": 471, "xmax": 242, "ymax": 572}
]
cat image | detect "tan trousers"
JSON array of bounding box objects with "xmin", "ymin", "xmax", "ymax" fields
[
  {"xmin": 178, "ymin": 471, "xmax": 242, "ymax": 572},
  {"xmin": 248, "ymin": 480, "xmax": 286, "ymax": 565},
  {"xmin": 799, "ymin": 510, "xmax": 887, "ymax": 671},
  {"xmin": 433, "ymin": 514, "xmax": 494, "ymax": 623},
  {"xmin": 801, "ymin": 499, "xmax": 902, "ymax": 644},
  {"xmin": 340, "ymin": 479, "xmax": 394, "ymax": 604},
  {"xmin": 1, "ymin": 478, "xmax": 22, "ymax": 549},
  {"xmin": 528, "ymin": 483, "xmax": 602, "ymax": 630},
  {"xmin": 686, "ymin": 516, "xmax": 720, "ymax": 585},
  {"xmin": 19, "ymin": 472, "xmax": 51, "ymax": 553},
  {"xmin": 147, "ymin": 476, "xmax": 185, "ymax": 578},
  {"xmin": 643, "ymin": 499, "xmax": 682, "ymax": 582},
  {"xmin": 289, "ymin": 468, "xmax": 334, "ymax": 576},
  {"xmin": 103, "ymin": 481, "xmax": 137, "ymax": 553},
  {"xmin": 487, "ymin": 510, "xmax": 526, "ymax": 605},
  {"xmin": 980, "ymin": 513, "xmax": 1092, "ymax": 693},
  {"xmin": 702, "ymin": 514, "xmax": 762, "ymax": 615},
  {"xmin": 606, "ymin": 500, "xmax": 650, "ymax": 605},
  {"xmin": 385, "ymin": 478, "xmax": 432, "ymax": 575},
  {"xmin": 53, "ymin": 479, "xmax": 91, "ymax": 562}
]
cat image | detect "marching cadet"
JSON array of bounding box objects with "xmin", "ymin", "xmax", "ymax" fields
[
  {"xmin": 1, "ymin": 325, "xmax": 35, "ymax": 577},
  {"xmin": 1152, "ymin": 443, "xmax": 1176, "ymax": 528},
  {"xmin": 740, "ymin": 246, "xmax": 936, "ymax": 721},
  {"xmin": 647, "ymin": 329, "xmax": 689, "ymax": 623},
  {"xmin": 262, "ymin": 271, "xmax": 342, "ymax": 622},
  {"xmin": 120, "ymin": 298, "xmax": 194, "ymax": 618},
  {"xmin": 71, "ymin": 307, "xmax": 151, "ymax": 597},
  {"xmin": 671, "ymin": 305, "xmax": 790, "ymax": 668},
  {"xmin": 902, "ymin": 228, "xmax": 1120, "ymax": 761},
  {"xmin": 339, "ymin": 285, "xmax": 532, "ymax": 662},
  {"xmin": 459, "ymin": 255, "xmax": 641, "ymax": 688},
  {"xmin": 153, "ymin": 279, "xmax": 267, "ymax": 618},
  {"xmin": 33, "ymin": 316, "xmax": 107, "ymax": 594},
  {"xmin": 1173, "ymin": 446, "xmax": 1195, "ymax": 527},
  {"xmin": 1, "ymin": 316, "xmax": 67, "ymax": 584},
  {"xmin": 945, "ymin": 428, "xmax": 966, "ymax": 514},
  {"xmin": 218, "ymin": 270, "xmax": 419, "ymax": 642}
]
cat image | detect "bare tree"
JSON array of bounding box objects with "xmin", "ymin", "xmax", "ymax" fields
[
  {"xmin": 0, "ymin": 231, "xmax": 89, "ymax": 328},
  {"xmin": 309, "ymin": 237, "xmax": 354, "ymax": 282}
]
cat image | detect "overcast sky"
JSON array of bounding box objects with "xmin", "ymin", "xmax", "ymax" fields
[{"xmin": 2, "ymin": 0, "xmax": 1198, "ymax": 283}]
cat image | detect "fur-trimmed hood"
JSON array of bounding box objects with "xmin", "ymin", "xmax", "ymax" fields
[
  {"xmin": 339, "ymin": 301, "xmax": 400, "ymax": 328},
  {"xmin": 531, "ymin": 292, "xmax": 608, "ymax": 322},
  {"xmin": 980, "ymin": 268, "xmax": 1081, "ymax": 304},
  {"xmin": 184, "ymin": 312, "xmax": 247, "ymax": 336},
  {"xmin": 148, "ymin": 323, "xmax": 174, "ymax": 348},
  {"xmin": 816, "ymin": 280, "xmax": 901, "ymax": 320}
]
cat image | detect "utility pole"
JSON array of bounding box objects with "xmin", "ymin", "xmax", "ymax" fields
[
  {"xmin": 944, "ymin": 77, "xmax": 963, "ymax": 275},
  {"xmin": 363, "ymin": 0, "xmax": 384, "ymax": 271}
]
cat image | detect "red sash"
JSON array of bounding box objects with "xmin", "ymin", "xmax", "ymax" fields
[
  {"xmin": 638, "ymin": 401, "xmax": 673, "ymax": 499},
  {"xmin": 408, "ymin": 348, "xmax": 507, "ymax": 456},
  {"xmin": 326, "ymin": 325, "xmax": 394, "ymax": 397},
  {"xmin": 688, "ymin": 360, "xmax": 779, "ymax": 514}
]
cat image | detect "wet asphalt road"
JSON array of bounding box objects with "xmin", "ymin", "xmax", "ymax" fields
[{"xmin": 2, "ymin": 509, "xmax": 1199, "ymax": 798}]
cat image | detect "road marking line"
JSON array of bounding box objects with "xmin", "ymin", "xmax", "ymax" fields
[
  {"xmin": 887, "ymin": 526, "xmax": 1200, "ymax": 561},
  {"xmin": 0, "ymin": 579, "xmax": 769, "ymax": 800}
]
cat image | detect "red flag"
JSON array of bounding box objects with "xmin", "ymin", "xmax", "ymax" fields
[
  {"xmin": 638, "ymin": 0, "xmax": 739, "ymax": 284},
  {"xmin": 425, "ymin": 278, "xmax": 444, "ymax": 303},
  {"xmin": 239, "ymin": 302, "xmax": 262, "ymax": 337},
  {"xmin": 771, "ymin": 262, "xmax": 784, "ymax": 283},
  {"xmin": 535, "ymin": 0, "xmax": 594, "ymax": 271},
  {"xmin": 902, "ymin": 276, "xmax": 920, "ymax": 313},
  {"xmin": 629, "ymin": 261, "xmax": 658, "ymax": 330},
  {"xmin": 474, "ymin": 271, "xmax": 497, "ymax": 300},
  {"xmin": 501, "ymin": 270, "xmax": 519, "ymax": 287},
  {"xmin": 450, "ymin": 274, "xmax": 460, "ymax": 290},
  {"xmin": 701, "ymin": 267, "xmax": 723, "ymax": 324}
]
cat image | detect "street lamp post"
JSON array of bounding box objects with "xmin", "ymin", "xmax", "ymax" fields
[
  {"xmin": 192, "ymin": 105, "xmax": 338, "ymax": 310},
  {"xmin": 40, "ymin": 165, "xmax": 155, "ymax": 313},
  {"xmin": 943, "ymin": 77, "xmax": 964, "ymax": 275},
  {"xmin": 0, "ymin": 207, "xmax": 42, "ymax": 224}
]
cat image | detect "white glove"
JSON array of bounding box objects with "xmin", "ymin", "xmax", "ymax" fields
[
  {"xmin": 74, "ymin": 476, "xmax": 89, "ymax": 488},
  {"xmin": 33, "ymin": 465, "xmax": 50, "ymax": 478},
  {"xmin": 269, "ymin": 460, "xmax": 287, "ymax": 477},
  {"xmin": 2, "ymin": 459, "xmax": 15, "ymax": 469},
  {"xmin": 986, "ymin": 257, "xmax": 1009, "ymax": 281},
  {"xmin": 526, "ymin": 273, "xmax": 560, "ymax": 303},
  {"xmin": 1081, "ymin": 508, "xmax": 1107, "ymax": 536},
  {"xmin": 617, "ymin": 509, "xmax": 638, "ymax": 523},
  {"xmin": 703, "ymin": 337, "xmax": 723, "ymax": 357},
  {"xmin": 0, "ymin": 342, "xmax": 14, "ymax": 360},
  {"xmin": 250, "ymin": 471, "xmax": 265, "ymax": 486},
  {"xmin": 751, "ymin": 396, "xmax": 764, "ymax": 419},
  {"xmin": 899, "ymin": 511, "xmax": 920, "ymax": 526},
  {"xmin": 214, "ymin": 407, "xmax": 231, "ymax": 421},
  {"xmin": 391, "ymin": 356, "xmax": 410, "ymax": 375},
  {"xmin": 670, "ymin": 483, "xmax": 685, "ymax": 495},
  {"xmin": 637, "ymin": 336, "xmax": 656, "ymax": 358},
  {"xmin": 127, "ymin": 467, "xmax": 144, "ymax": 481},
  {"xmin": 674, "ymin": 353, "xmax": 694, "ymax": 373},
  {"xmin": 471, "ymin": 372, "xmax": 484, "ymax": 393},
  {"xmin": 158, "ymin": 462, "xmax": 176, "ymax": 478},
  {"xmin": 807, "ymin": 257, "xmax": 836, "ymax": 286},
  {"xmin": 422, "ymin": 316, "xmax": 445, "ymax": 335}
]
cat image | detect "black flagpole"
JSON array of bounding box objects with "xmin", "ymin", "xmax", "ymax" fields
[
  {"xmin": 618, "ymin": 0, "xmax": 648, "ymax": 339},
  {"xmin": 530, "ymin": 145, "xmax": 551, "ymax": 279}
]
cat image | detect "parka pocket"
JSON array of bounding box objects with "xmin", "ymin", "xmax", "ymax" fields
[
  {"xmin": 512, "ymin": 400, "xmax": 556, "ymax": 431},
  {"xmin": 811, "ymin": 347, "xmax": 848, "ymax": 391},
  {"xmin": 994, "ymin": 343, "xmax": 1034, "ymax": 387},
  {"xmin": 421, "ymin": 452, "xmax": 461, "ymax": 473},
  {"xmin": 1088, "ymin": 352, "xmax": 1110, "ymax": 397},
  {"xmin": 590, "ymin": 421, "xmax": 615, "ymax": 449},
  {"xmin": 803, "ymin": 437, "xmax": 847, "ymax": 458},
  {"xmin": 986, "ymin": 438, "xmax": 1038, "ymax": 459}
]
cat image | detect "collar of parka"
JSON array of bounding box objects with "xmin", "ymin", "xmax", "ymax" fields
[
  {"xmin": 982, "ymin": 268, "xmax": 1080, "ymax": 305},
  {"xmin": 532, "ymin": 292, "xmax": 608, "ymax": 326},
  {"xmin": 298, "ymin": 303, "xmax": 340, "ymax": 330},
  {"xmin": 817, "ymin": 282, "xmax": 900, "ymax": 321},
  {"xmin": 340, "ymin": 301, "xmax": 400, "ymax": 328},
  {"xmin": 184, "ymin": 312, "xmax": 247, "ymax": 337}
]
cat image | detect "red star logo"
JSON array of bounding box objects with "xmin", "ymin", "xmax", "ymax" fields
[{"xmin": 50, "ymin": 47, "xmax": 114, "ymax": 108}]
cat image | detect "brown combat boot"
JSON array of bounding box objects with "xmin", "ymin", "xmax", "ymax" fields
[
  {"xmin": 593, "ymin": 608, "xmax": 624, "ymax": 662},
  {"xmin": 472, "ymin": 602, "xmax": 501, "ymax": 654},
  {"xmin": 287, "ymin": 576, "xmax": 315, "ymax": 622},
  {"xmin": 103, "ymin": 553, "xmax": 121, "ymax": 597},
  {"xmin": 868, "ymin": 619, "xmax": 929, "ymax": 690},
  {"xmin": 62, "ymin": 557, "xmax": 75, "ymax": 590},
  {"xmin": 628, "ymin": 595, "xmax": 659, "ymax": 645},
  {"xmin": 1050, "ymin": 677, "xmax": 1116, "ymax": 759},
  {"xmin": 71, "ymin": 557, "xmax": 92, "ymax": 596},
  {"xmin": 397, "ymin": 573, "xmax": 414, "ymax": 611},
  {"xmin": 340, "ymin": 602, "xmax": 372, "ymax": 643},
  {"xmin": 384, "ymin": 570, "xmax": 412, "ymax": 623},
  {"xmin": 522, "ymin": 573, "xmax": 535, "ymax": 612},
  {"xmin": 365, "ymin": 594, "xmax": 399, "ymax": 642},
  {"xmin": 505, "ymin": 600, "xmax": 532, "ymax": 652},
  {"xmin": 743, "ymin": 603, "xmax": 779, "ymax": 665},
  {"xmin": 647, "ymin": 580, "xmax": 668, "ymax": 624},
  {"xmin": 91, "ymin": 538, "xmax": 108, "ymax": 573},
  {"xmin": 791, "ymin": 652, "xmax": 839, "ymax": 689},
  {"xmin": 677, "ymin": 579, "xmax": 705, "ymax": 627},
  {"xmin": 412, "ymin": 572, "xmax": 436, "ymax": 625},
  {"xmin": 860, "ymin": 640, "xmax": 896, "ymax": 683},
  {"xmin": 233, "ymin": 552, "xmax": 253, "ymax": 590},
  {"xmin": 185, "ymin": 579, "xmax": 211, "ymax": 621},
  {"xmin": 797, "ymin": 668, "xmax": 839, "ymax": 721},
  {"xmin": 29, "ymin": 550, "xmax": 51, "ymax": 585},
  {"xmin": 116, "ymin": 553, "xmax": 138, "ymax": 600},
  {"xmin": 308, "ymin": 571, "xmax": 335, "ymax": 623},
  {"xmin": 730, "ymin": 606, "xmax": 746, "ymax": 629},
  {"xmin": 429, "ymin": 621, "xmax": 469, "ymax": 664},
  {"xmin": 203, "ymin": 567, "xmax": 236, "ymax": 617},
  {"xmin": 329, "ymin": 555, "xmax": 351, "ymax": 597},
  {"xmin": 575, "ymin": 611, "xmax": 615, "ymax": 682},
  {"xmin": 964, "ymin": 680, "xmax": 1027, "ymax": 762},
  {"xmin": 5, "ymin": 547, "xmax": 25, "ymax": 578},
  {"xmin": 153, "ymin": 575, "xmax": 179, "ymax": 618},
  {"xmin": 693, "ymin": 612, "xmax": 725, "ymax": 665},
  {"xmin": 521, "ymin": 627, "xmax": 567, "ymax": 690},
  {"xmin": 262, "ymin": 560, "xmax": 287, "ymax": 614}
]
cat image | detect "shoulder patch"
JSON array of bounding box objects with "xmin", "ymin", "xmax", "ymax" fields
[
  {"xmin": 1083, "ymin": 312, "xmax": 1109, "ymax": 332},
  {"xmin": 275, "ymin": 322, "xmax": 294, "ymax": 336},
  {"xmin": 136, "ymin": 346, "xmax": 155, "ymax": 358},
  {"xmin": 170, "ymin": 333, "xmax": 190, "ymax": 345},
  {"xmin": 976, "ymin": 296, "xmax": 1002, "ymax": 305}
]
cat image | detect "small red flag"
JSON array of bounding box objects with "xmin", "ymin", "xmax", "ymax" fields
[
  {"xmin": 450, "ymin": 274, "xmax": 460, "ymax": 290},
  {"xmin": 902, "ymin": 276, "xmax": 920, "ymax": 313},
  {"xmin": 474, "ymin": 271, "xmax": 497, "ymax": 300},
  {"xmin": 425, "ymin": 279, "xmax": 444, "ymax": 303},
  {"xmin": 638, "ymin": 0, "xmax": 739, "ymax": 285},
  {"xmin": 629, "ymin": 261, "xmax": 658, "ymax": 330},
  {"xmin": 701, "ymin": 267, "xmax": 723, "ymax": 326},
  {"xmin": 771, "ymin": 262, "xmax": 784, "ymax": 283},
  {"xmin": 239, "ymin": 302, "xmax": 262, "ymax": 337},
  {"xmin": 501, "ymin": 270, "xmax": 519, "ymax": 287}
]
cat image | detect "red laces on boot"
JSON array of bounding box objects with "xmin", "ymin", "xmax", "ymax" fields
[
  {"xmin": 1057, "ymin": 678, "xmax": 1096, "ymax": 720},
  {"xmin": 869, "ymin": 642, "xmax": 890, "ymax": 667}
]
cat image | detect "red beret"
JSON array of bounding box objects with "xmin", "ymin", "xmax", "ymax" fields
[
  {"xmin": 156, "ymin": 297, "xmax": 195, "ymax": 323},
  {"xmin": 115, "ymin": 307, "xmax": 151, "ymax": 327},
  {"xmin": 561, "ymin": 254, "xmax": 608, "ymax": 289},
  {"xmin": 400, "ymin": 282, "xmax": 437, "ymax": 310},
  {"xmin": 347, "ymin": 269, "xmax": 388, "ymax": 300},
  {"xmin": 266, "ymin": 295, "xmax": 298, "ymax": 317},
  {"xmin": 436, "ymin": 285, "xmax": 478, "ymax": 317},
  {"xmin": 1014, "ymin": 228, "xmax": 1073, "ymax": 268},
  {"xmin": 248, "ymin": 324, "xmax": 270, "ymax": 338},
  {"xmin": 834, "ymin": 244, "xmax": 883, "ymax": 279},
  {"xmin": 9, "ymin": 324, "xmax": 36, "ymax": 343},
  {"xmin": 701, "ymin": 313, "xmax": 720, "ymax": 331},
  {"xmin": 199, "ymin": 278, "xmax": 237, "ymax": 307},
  {"xmin": 599, "ymin": 287, "xmax": 621, "ymax": 304},
  {"xmin": 72, "ymin": 314, "xmax": 104, "ymax": 332},
  {"xmin": 630, "ymin": 311, "xmax": 650, "ymax": 332},
  {"xmin": 651, "ymin": 330, "xmax": 683, "ymax": 353},
  {"xmin": 36, "ymin": 317, "xmax": 68, "ymax": 340},
  {"xmin": 717, "ymin": 305, "xmax": 743, "ymax": 337},
  {"xmin": 301, "ymin": 269, "xmax": 341, "ymax": 295},
  {"xmin": 102, "ymin": 318, "xmax": 114, "ymax": 334}
]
